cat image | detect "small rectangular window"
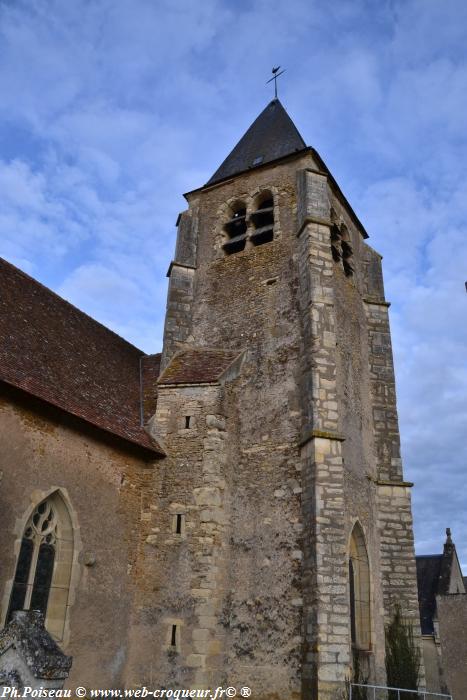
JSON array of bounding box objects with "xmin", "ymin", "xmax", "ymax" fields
[
  {"xmin": 176, "ymin": 514, "xmax": 183, "ymax": 534},
  {"xmin": 185, "ymin": 416, "xmax": 191, "ymax": 429}
]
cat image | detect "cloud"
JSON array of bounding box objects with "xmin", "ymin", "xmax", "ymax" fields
[
  {"xmin": 360, "ymin": 170, "xmax": 467, "ymax": 566},
  {"xmin": 0, "ymin": 0, "xmax": 466, "ymax": 569}
]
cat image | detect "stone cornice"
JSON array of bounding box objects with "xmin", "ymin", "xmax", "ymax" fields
[
  {"xmin": 166, "ymin": 260, "xmax": 197, "ymax": 277},
  {"xmin": 299, "ymin": 428, "xmax": 346, "ymax": 447},
  {"xmin": 296, "ymin": 216, "xmax": 332, "ymax": 238},
  {"xmin": 363, "ymin": 296, "xmax": 391, "ymax": 308},
  {"xmin": 374, "ymin": 478, "xmax": 414, "ymax": 488}
]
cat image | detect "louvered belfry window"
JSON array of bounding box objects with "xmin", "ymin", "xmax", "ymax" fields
[
  {"xmin": 250, "ymin": 193, "xmax": 274, "ymax": 246},
  {"xmin": 223, "ymin": 202, "xmax": 248, "ymax": 255},
  {"xmin": 223, "ymin": 193, "xmax": 275, "ymax": 256}
]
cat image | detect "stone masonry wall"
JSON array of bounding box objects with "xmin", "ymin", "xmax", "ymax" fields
[
  {"xmin": 128, "ymin": 383, "xmax": 230, "ymax": 688},
  {"xmin": 332, "ymin": 223, "xmax": 388, "ymax": 683},
  {"xmin": 437, "ymin": 594, "xmax": 467, "ymax": 700},
  {"xmin": 364, "ymin": 287, "xmax": 422, "ymax": 657},
  {"xmin": 295, "ymin": 165, "xmax": 421, "ymax": 695},
  {"xmin": 161, "ymin": 208, "xmax": 198, "ymax": 370},
  {"xmin": 152, "ymin": 156, "xmax": 317, "ymax": 698},
  {"xmin": 333, "ymin": 175, "xmax": 422, "ymax": 685},
  {"xmin": 0, "ymin": 385, "xmax": 155, "ymax": 690},
  {"xmin": 152, "ymin": 153, "xmax": 423, "ymax": 698},
  {"xmin": 296, "ymin": 171, "xmax": 350, "ymax": 699}
]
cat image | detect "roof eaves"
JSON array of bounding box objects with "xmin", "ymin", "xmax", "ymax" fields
[
  {"xmin": 182, "ymin": 147, "xmax": 369, "ymax": 241},
  {"xmin": 183, "ymin": 147, "xmax": 313, "ymax": 199},
  {"xmin": 1, "ymin": 378, "xmax": 165, "ymax": 458},
  {"xmin": 310, "ymin": 148, "xmax": 369, "ymax": 240}
]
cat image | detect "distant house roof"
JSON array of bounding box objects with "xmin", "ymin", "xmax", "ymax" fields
[
  {"xmin": 206, "ymin": 99, "xmax": 307, "ymax": 186},
  {"xmin": 158, "ymin": 348, "xmax": 241, "ymax": 385},
  {"xmin": 416, "ymin": 530, "xmax": 465, "ymax": 635},
  {"xmin": 0, "ymin": 257, "xmax": 163, "ymax": 456},
  {"xmin": 416, "ymin": 555, "xmax": 443, "ymax": 634}
]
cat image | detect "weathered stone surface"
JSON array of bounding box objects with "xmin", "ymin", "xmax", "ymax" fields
[
  {"xmin": 0, "ymin": 110, "xmax": 424, "ymax": 700},
  {"xmin": 0, "ymin": 611, "xmax": 71, "ymax": 689},
  {"xmin": 432, "ymin": 592, "xmax": 467, "ymax": 699}
]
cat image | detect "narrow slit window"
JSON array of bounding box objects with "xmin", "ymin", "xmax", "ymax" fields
[
  {"xmin": 185, "ymin": 416, "xmax": 191, "ymax": 429},
  {"xmin": 171, "ymin": 624, "xmax": 177, "ymax": 647},
  {"xmin": 176, "ymin": 514, "xmax": 183, "ymax": 534}
]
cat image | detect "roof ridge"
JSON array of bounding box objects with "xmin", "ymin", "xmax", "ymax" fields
[
  {"xmin": 207, "ymin": 99, "xmax": 306, "ymax": 186},
  {"xmin": 0, "ymin": 256, "xmax": 147, "ymax": 357}
]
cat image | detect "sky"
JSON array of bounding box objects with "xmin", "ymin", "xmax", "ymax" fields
[{"xmin": 0, "ymin": 0, "xmax": 466, "ymax": 567}]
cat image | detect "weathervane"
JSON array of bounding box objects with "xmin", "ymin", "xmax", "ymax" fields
[{"xmin": 267, "ymin": 66, "xmax": 285, "ymax": 99}]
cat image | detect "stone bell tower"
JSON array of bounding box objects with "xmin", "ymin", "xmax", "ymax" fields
[{"xmin": 142, "ymin": 99, "xmax": 422, "ymax": 700}]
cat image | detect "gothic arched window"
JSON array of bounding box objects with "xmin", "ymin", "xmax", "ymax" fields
[
  {"xmin": 7, "ymin": 492, "xmax": 74, "ymax": 641},
  {"xmin": 349, "ymin": 522, "xmax": 371, "ymax": 650}
]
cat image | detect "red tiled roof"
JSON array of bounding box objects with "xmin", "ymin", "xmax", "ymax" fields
[
  {"xmin": 0, "ymin": 257, "xmax": 163, "ymax": 455},
  {"xmin": 158, "ymin": 348, "xmax": 241, "ymax": 385}
]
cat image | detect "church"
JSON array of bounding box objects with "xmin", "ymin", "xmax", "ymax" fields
[{"xmin": 0, "ymin": 98, "xmax": 427, "ymax": 698}]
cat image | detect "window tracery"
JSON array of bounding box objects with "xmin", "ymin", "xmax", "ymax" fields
[
  {"xmin": 7, "ymin": 492, "xmax": 74, "ymax": 641},
  {"xmin": 8, "ymin": 500, "xmax": 57, "ymax": 621}
]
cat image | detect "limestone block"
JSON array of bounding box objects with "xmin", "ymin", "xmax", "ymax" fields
[
  {"xmin": 193, "ymin": 487, "xmax": 222, "ymax": 506},
  {"xmin": 318, "ymin": 664, "xmax": 344, "ymax": 681},
  {"xmin": 192, "ymin": 639, "xmax": 209, "ymax": 654},
  {"xmin": 191, "ymin": 588, "xmax": 211, "ymax": 598},
  {"xmin": 192, "ymin": 629, "xmax": 210, "ymax": 641},
  {"xmin": 186, "ymin": 654, "xmax": 205, "ymax": 668},
  {"xmin": 206, "ymin": 415, "xmax": 226, "ymax": 430}
]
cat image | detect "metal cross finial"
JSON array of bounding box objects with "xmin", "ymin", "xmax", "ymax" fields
[{"xmin": 267, "ymin": 66, "xmax": 286, "ymax": 99}]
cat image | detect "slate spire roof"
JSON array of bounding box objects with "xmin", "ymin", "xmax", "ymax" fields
[{"xmin": 207, "ymin": 99, "xmax": 307, "ymax": 186}]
